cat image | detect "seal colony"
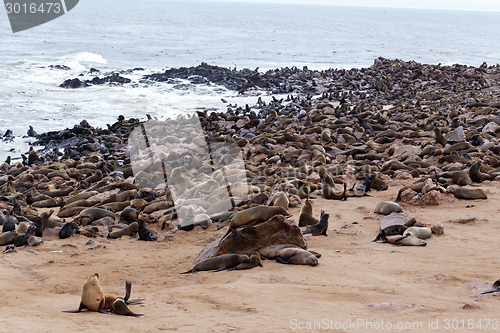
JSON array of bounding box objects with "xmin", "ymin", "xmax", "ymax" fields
[{"xmin": 1, "ymin": 58, "xmax": 500, "ymax": 316}]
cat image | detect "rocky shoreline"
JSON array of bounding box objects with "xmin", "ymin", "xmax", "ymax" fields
[{"xmin": 1, "ymin": 57, "xmax": 500, "ymax": 263}]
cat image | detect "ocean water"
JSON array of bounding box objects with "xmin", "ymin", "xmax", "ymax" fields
[{"xmin": 0, "ymin": 0, "xmax": 499, "ymax": 160}]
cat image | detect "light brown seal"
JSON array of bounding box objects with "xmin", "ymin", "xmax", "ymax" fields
[
  {"xmin": 107, "ymin": 222, "xmax": 139, "ymax": 239},
  {"xmin": 276, "ymin": 248, "xmax": 319, "ymax": 266},
  {"xmin": 298, "ymin": 198, "xmax": 318, "ymax": 227},
  {"xmin": 374, "ymin": 201, "xmax": 403, "ymax": 215},
  {"xmin": 446, "ymin": 185, "xmax": 487, "ymax": 200},
  {"xmin": 403, "ymin": 227, "xmax": 432, "ymax": 239},
  {"xmin": 63, "ymin": 273, "xmax": 104, "ymax": 313},
  {"xmin": 259, "ymin": 244, "xmax": 321, "ymax": 259},
  {"xmin": 270, "ymin": 191, "xmax": 289, "ymax": 210},
  {"xmin": 323, "ymin": 183, "xmax": 347, "ymax": 200},
  {"xmin": 385, "ymin": 235, "xmax": 427, "ymax": 246}
]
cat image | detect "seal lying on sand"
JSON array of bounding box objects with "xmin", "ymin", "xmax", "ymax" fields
[
  {"xmin": 181, "ymin": 254, "xmax": 250, "ymax": 274},
  {"xmin": 276, "ymin": 248, "xmax": 319, "ymax": 266},
  {"xmin": 259, "ymin": 244, "xmax": 321, "ymax": 260}
]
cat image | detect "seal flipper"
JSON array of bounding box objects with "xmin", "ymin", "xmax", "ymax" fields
[
  {"xmin": 62, "ymin": 302, "xmax": 86, "ymax": 313},
  {"xmin": 180, "ymin": 269, "xmax": 194, "ymax": 274},
  {"xmin": 210, "ymin": 266, "xmax": 228, "ymax": 272},
  {"xmin": 321, "ymin": 229, "xmax": 328, "ymax": 236},
  {"xmin": 276, "ymin": 257, "xmax": 291, "ymax": 264},
  {"xmin": 232, "ymin": 228, "xmax": 242, "ymax": 243}
]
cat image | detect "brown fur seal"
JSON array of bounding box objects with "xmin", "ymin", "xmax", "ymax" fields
[
  {"xmin": 385, "ymin": 234, "xmax": 427, "ymax": 246},
  {"xmin": 63, "ymin": 273, "xmax": 104, "ymax": 312},
  {"xmin": 224, "ymin": 206, "xmax": 288, "ymax": 243},
  {"xmin": 181, "ymin": 254, "xmax": 250, "ymax": 274},
  {"xmin": 403, "ymin": 227, "xmax": 432, "ymax": 239},
  {"xmin": 323, "ymin": 183, "xmax": 347, "ymax": 200},
  {"xmin": 247, "ymin": 193, "xmax": 269, "ymax": 206},
  {"xmin": 298, "ymin": 199, "xmax": 318, "ymax": 227},
  {"xmin": 259, "ymin": 244, "xmax": 321, "ymax": 259},
  {"xmin": 31, "ymin": 197, "xmax": 64, "ymax": 208},
  {"xmin": 302, "ymin": 210, "xmax": 328, "ymax": 236},
  {"xmin": 234, "ymin": 252, "xmax": 263, "ymax": 270},
  {"xmin": 107, "ymin": 222, "xmax": 139, "ymax": 239},
  {"xmin": 469, "ymin": 161, "xmax": 490, "ymax": 183},
  {"xmin": 0, "ymin": 231, "xmax": 18, "ymax": 246},
  {"xmin": 374, "ymin": 201, "xmax": 403, "ymax": 215},
  {"xmin": 270, "ymin": 191, "xmax": 289, "ymax": 209},
  {"xmin": 111, "ymin": 298, "xmax": 143, "ymax": 317},
  {"xmin": 76, "ymin": 208, "xmax": 116, "ymax": 226},
  {"xmin": 276, "ymin": 248, "xmax": 318, "ymax": 266},
  {"xmin": 446, "ymin": 185, "xmax": 487, "ymax": 200},
  {"xmin": 64, "ymin": 191, "xmax": 99, "ymax": 206}
]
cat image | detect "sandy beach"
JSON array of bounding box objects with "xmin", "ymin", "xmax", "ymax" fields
[{"xmin": 1, "ymin": 181, "xmax": 499, "ymax": 333}]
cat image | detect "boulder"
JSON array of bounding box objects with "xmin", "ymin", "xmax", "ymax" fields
[
  {"xmin": 447, "ymin": 126, "xmax": 465, "ymax": 142},
  {"xmin": 194, "ymin": 214, "xmax": 306, "ymax": 263}
]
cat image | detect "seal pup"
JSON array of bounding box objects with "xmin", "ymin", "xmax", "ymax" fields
[
  {"xmin": 14, "ymin": 226, "xmax": 35, "ymax": 247},
  {"xmin": 63, "ymin": 273, "xmax": 105, "ymax": 313},
  {"xmin": 302, "ymin": 210, "xmax": 329, "ymax": 236},
  {"xmin": 298, "ymin": 198, "xmax": 318, "ymax": 227},
  {"xmin": 446, "ymin": 185, "xmax": 487, "ymax": 200},
  {"xmin": 276, "ymin": 248, "xmax": 319, "ymax": 266},
  {"xmin": 181, "ymin": 254, "xmax": 250, "ymax": 274},
  {"xmin": 374, "ymin": 201, "xmax": 403, "ymax": 215},
  {"xmin": 234, "ymin": 252, "xmax": 263, "ymax": 270},
  {"xmin": 356, "ymin": 174, "xmax": 375, "ymax": 192},
  {"xmin": 137, "ymin": 219, "xmax": 157, "ymax": 241},
  {"xmin": 59, "ymin": 222, "xmax": 80, "ymax": 239}
]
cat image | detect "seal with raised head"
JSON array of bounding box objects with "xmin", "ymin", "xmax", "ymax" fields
[
  {"xmin": 63, "ymin": 273, "xmax": 105, "ymax": 313},
  {"xmin": 276, "ymin": 248, "xmax": 319, "ymax": 266},
  {"xmin": 181, "ymin": 254, "xmax": 250, "ymax": 274},
  {"xmin": 138, "ymin": 219, "xmax": 157, "ymax": 241},
  {"xmin": 298, "ymin": 198, "xmax": 318, "ymax": 227},
  {"xmin": 302, "ymin": 210, "xmax": 329, "ymax": 236}
]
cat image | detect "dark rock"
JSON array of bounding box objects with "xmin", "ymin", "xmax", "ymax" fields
[{"xmin": 194, "ymin": 214, "xmax": 306, "ymax": 263}]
